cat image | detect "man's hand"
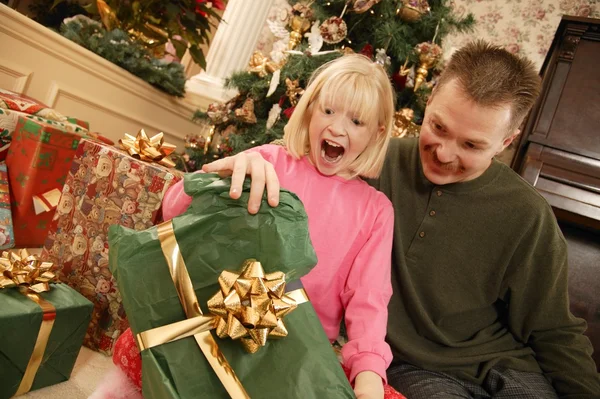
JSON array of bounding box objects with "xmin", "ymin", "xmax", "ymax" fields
[
  {"xmin": 354, "ymin": 370, "xmax": 385, "ymax": 399},
  {"xmin": 202, "ymin": 151, "xmax": 280, "ymax": 214}
]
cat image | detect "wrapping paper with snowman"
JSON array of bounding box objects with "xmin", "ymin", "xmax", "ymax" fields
[{"xmin": 41, "ymin": 138, "xmax": 182, "ymax": 355}]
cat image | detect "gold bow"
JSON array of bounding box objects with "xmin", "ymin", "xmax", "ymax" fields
[
  {"xmin": 0, "ymin": 249, "xmax": 56, "ymax": 293},
  {"xmin": 119, "ymin": 129, "xmax": 177, "ymax": 168},
  {"xmin": 208, "ymin": 260, "xmax": 299, "ymax": 354}
]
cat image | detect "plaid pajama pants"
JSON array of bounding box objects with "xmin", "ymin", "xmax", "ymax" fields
[{"xmin": 387, "ymin": 363, "xmax": 559, "ymax": 399}]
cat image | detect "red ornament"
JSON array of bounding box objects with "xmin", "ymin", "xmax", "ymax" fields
[
  {"xmin": 360, "ymin": 44, "xmax": 374, "ymax": 59},
  {"xmin": 195, "ymin": 0, "xmax": 226, "ymax": 17},
  {"xmin": 392, "ymin": 71, "xmax": 407, "ymax": 91},
  {"xmin": 283, "ymin": 107, "xmax": 296, "ymax": 119}
]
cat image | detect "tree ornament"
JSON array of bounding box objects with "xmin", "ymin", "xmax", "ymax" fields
[
  {"xmin": 266, "ymin": 103, "xmax": 282, "ymax": 129},
  {"xmin": 413, "ymin": 42, "xmax": 442, "ymax": 91},
  {"xmin": 235, "ymin": 98, "xmax": 258, "ymax": 124},
  {"xmin": 288, "ymin": 3, "xmax": 314, "ymax": 49},
  {"xmin": 320, "ymin": 17, "xmax": 348, "ymax": 44},
  {"xmin": 359, "ymin": 44, "xmax": 374, "ymax": 59},
  {"xmin": 96, "ymin": 0, "xmax": 119, "ymax": 31},
  {"xmin": 305, "ymin": 20, "xmax": 324, "ymax": 53},
  {"xmin": 248, "ymin": 51, "xmax": 280, "ymax": 77},
  {"xmin": 392, "ymin": 57, "xmax": 411, "ymax": 90},
  {"xmin": 285, "ymin": 78, "xmax": 305, "ymax": 106},
  {"xmin": 320, "ymin": 0, "xmax": 351, "ymax": 45},
  {"xmin": 374, "ymin": 48, "xmax": 391, "ymax": 67},
  {"xmin": 207, "ymin": 102, "xmax": 233, "ymax": 125},
  {"xmin": 392, "ymin": 71, "xmax": 407, "ymax": 91},
  {"xmin": 352, "ymin": 0, "xmax": 382, "ymax": 14},
  {"xmin": 396, "ymin": 0, "xmax": 430, "ymax": 22},
  {"xmin": 392, "ymin": 108, "xmax": 420, "ymax": 138}
]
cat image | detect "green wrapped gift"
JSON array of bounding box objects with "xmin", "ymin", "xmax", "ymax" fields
[
  {"xmin": 0, "ymin": 276, "xmax": 93, "ymax": 398},
  {"xmin": 109, "ymin": 173, "xmax": 355, "ymax": 399}
]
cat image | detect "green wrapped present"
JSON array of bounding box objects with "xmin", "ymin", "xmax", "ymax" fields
[
  {"xmin": 0, "ymin": 250, "xmax": 93, "ymax": 398},
  {"xmin": 109, "ymin": 173, "xmax": 355, "ymax": 399}
]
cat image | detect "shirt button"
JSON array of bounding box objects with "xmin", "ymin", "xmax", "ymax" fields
[
  {"xmin": 419, "ymin": 231, "xmax": 425, "ymax": 238},
  {"xmin": 429, "ymin": 210, "xmax": 436, "ymax": 216},
  {"xmin": 436, "ymin": 190, "xmax": 442, "ymax": 197}
]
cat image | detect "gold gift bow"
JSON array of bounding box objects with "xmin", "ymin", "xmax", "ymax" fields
[
  {"xmin": 0, "ymin": 249, "xmax": 56, "ymax": 293},
  {"xmin": 0, "ymin": 250, "xmax": 57, "ymax": 397},
  {"xmin": 119, "ymin": 129, "xmax": 177, "ymax": 168},
  {"xmin": 137, "ymin": 221, "xmax": 308, "ymax": 398}
]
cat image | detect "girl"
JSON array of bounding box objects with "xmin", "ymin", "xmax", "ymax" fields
[{"xmin": 96, "ymin": 54, "xmax": 401, "ymax": 399}]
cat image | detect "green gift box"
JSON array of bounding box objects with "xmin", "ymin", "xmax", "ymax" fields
[
  {"xmin": 0, "ymin": 283, "xmax": 93, "ymax": 398},
  {"xmin": 109, "ymin": 173, "xmax": 355, "ymax": 399}
]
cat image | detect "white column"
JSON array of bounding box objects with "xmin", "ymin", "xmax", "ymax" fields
[{"xmin": 185, "ymin": 0, "xmax": 275, "ymax": 109}]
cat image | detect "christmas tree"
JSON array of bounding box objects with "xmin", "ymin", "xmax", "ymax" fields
[{"xmin": 177, "ymin": 0, "xmax": 474, "ymax": 171}]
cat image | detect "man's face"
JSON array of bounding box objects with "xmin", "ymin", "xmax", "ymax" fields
[{"xmin": 419, "ymin": 79, "xmax": 518, "ymax": 185}]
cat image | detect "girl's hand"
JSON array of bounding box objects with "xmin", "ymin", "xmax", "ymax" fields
[
  {"xmin": 202, "ymin": 152, "xmax": 280, "ymax": 214},
  {"xmin": 354, "ymin": 370, "xmax": 385, "ymax": 399}
]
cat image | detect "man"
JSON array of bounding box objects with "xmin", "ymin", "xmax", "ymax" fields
[{"xmin": 203, "ymin": 41, "xmax": 600, "ymax": 397}]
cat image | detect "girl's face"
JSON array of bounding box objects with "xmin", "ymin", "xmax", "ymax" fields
[{"xmin": 307, "ymin": 97, "xmax": 377, "ymax": 179}]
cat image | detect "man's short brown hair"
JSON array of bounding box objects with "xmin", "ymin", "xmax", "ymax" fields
[{"xmin": 435, "ymin": 40, "xmax": 541, "ymax": 133}]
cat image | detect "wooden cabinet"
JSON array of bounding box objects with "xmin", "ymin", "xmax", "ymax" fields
[
  {"xmin": 512, "ymin": 15, "xmax": 600, "ymax": 371},
  {"xmin": 513, "ymin": 16, "xmax": 600, "ymax": 231}
]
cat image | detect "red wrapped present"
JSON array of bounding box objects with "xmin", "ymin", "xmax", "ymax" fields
[
  {"xmin": 0, "ymin": 163, "xmax": 15, "ymax": 250},
  {"xmin": 5, "ymin": 116, "xmax": 88, "ymax": 247},
  {"xmin": 41, "ymin": 136, "xmax": 182, "ymax": 355}
]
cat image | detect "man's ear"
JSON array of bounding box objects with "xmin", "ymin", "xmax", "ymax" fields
[
  {"xmin": 426, "ymin": 90, "xmax": 435, "ymax": 106},
  {"xmin": 501, "ymin": 129, "xmax": 520, "ymax": 151}
]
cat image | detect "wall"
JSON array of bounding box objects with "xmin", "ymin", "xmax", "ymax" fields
[{"xmin": 444, "ymin": 0, "xmax": 599, "ymax": 71}]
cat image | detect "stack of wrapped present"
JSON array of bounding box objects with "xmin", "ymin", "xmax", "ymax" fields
[{"xmin": 1, "ymin": 87, "xmax": 182, "ymax": 372}]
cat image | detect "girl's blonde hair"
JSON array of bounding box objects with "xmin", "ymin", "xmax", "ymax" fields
[{"xmin": 283, "ymin": 54, "xmax": 395, "ymax": 179}]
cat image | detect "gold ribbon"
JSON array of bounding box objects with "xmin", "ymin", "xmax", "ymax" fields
[
  {"xmin": 0, "ymin": 250, "xmax": 57, "ymax": 397},
  {"xmin": 136, "ymin": 221, "xmax": 308, "ymax": 398},
  {"xmin": 32, "ymin": 188, "xmax": 62, "ymax": 215},
  {"xmin": 119, "ymin": 129, "xmax": 177, "ymax": 168}
]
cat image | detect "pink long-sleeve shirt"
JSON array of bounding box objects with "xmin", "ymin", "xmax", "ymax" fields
[{"xmin": 162, "ymin": 144, "xmax": 394, "ymax": 382}]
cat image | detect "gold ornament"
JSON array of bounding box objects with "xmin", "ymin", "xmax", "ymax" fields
[
  {"xmin": 96, "ymin": 0, "xmax": 119, "ymax": 31},
  {"xmin": 392, "ymin": 108, "xmax": 420, "ymax": 138},
  {"xmin": 248, "ymin": 51, "xmax": 280, "ymax": 77},
  {"xmin": 96, "ymin": 0, "xmax": 167, "ymax": 57},
  {"xmin": 285, "ymin": 78, "xmax": 305, "ymax": 106},
  {"xmin": 288, "ymin": 3, "xmax": 314, "ymax": 49},
  {"xmin": 352, "ymin": 0, "xmax": 382, "ymax": 13},
  {"xmin": 396, "ymin": 0, "xmax": 430, "ymax": 22},
  {"xmin": 235, "ymin": 98, "xmax": 257, "ymax": 124},
  {"xmin": 413, "ymin": 42, "xmax": 442, "ymax": 91},
  {"xmin": 127, "ymin": 22, "xmax": 169, "ymax": 58}
]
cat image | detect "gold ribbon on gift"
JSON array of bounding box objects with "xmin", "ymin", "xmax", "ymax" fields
[
  {"xmin": 0, "ymin": 250, "xmax": 57, "ymax": 397},
  {"xmin": 136, "ymin": 221, "xmax": 309, "ymax": 399},
  {"xmin": 119, "ymin": 129, "xmax": 177, "ymax": 168},
  {"xmin": 32, "ymin": 188, "xmax": 62, "ymax": 216}
]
